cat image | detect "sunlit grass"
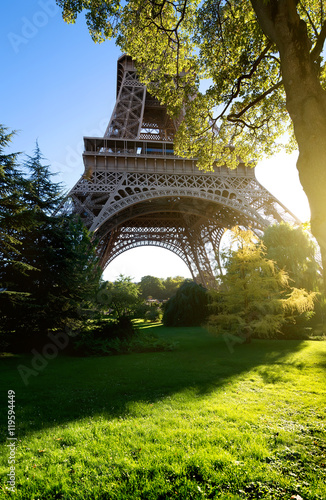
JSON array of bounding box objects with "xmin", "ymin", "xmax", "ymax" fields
[{"xmin": 0, "ymin": 325, "xmax": 325, "ymax": 499}]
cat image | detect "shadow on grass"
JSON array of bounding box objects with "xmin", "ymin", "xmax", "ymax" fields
[
  {"xmin": 314, "ymin": 347, "xmax": 326, "ymax": 369},
  {"xmin": 0, "ymin": 326, "xmax": 323, "ymax": 440}
]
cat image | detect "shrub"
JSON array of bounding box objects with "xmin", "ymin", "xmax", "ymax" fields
[
  {"xmin": 69, "ymin": 317, "xmax": 176, "ymax": 355},
  {"xmin": 69, "ymin": 316, "xmax": 135, "ymax": 355},
  {"xmin": 163, "ymin": 281, "xmax": 208, "ymax": 327},
  {"xmin": 145, "ymin": 305, "xmax": 163, "ymax": 322}
]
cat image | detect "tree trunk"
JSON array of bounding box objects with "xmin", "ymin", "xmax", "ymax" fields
[{"xmin": 251, "ymin": 0, "xmax": 326, "ymax": 289}]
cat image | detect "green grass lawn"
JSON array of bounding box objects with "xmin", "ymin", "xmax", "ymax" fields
[{"xmin": 0, "ymin": 324, "xmax": 325, "ymax": 499}]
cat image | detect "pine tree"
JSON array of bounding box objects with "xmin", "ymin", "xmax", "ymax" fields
[
  {"xmin": 262, "ymin": 223, "xmax": 320, "ymax": 291},
  {"xmin": 0, "ymin": 127, "xmax": 35, "ymax": 349},
  {"xmin": 207, "ymin": 228, "xmax": 315, "ymax": 341},
  {"xmin": 0, "ymin": 126, "xmax": 32, "ymax": 277},
  {"xmin": 0, "ymin": 141, "xmax": 102, "ymax": 351}
]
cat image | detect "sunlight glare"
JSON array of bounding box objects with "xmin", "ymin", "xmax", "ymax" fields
[{"xmin": 102, "ymin": 246, "xmax": 192, "ymax": 282}]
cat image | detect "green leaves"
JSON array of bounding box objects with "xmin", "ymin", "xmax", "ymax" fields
[
  {"xmin": 57, "ymin": 0, "xmax": 120, "ymax": 41},
  {"xmin": 207, "ymin": 227, "xmax": 316, "ymax": 339},
  {"xmin": 139, "ymin": 275, "xmax": 165, "ymax": 300},
  {"xmin": 55, "ymin": 0, "xmax": 305, "ymax": 168},
  {"xmin": 163, "ymin": 280, "xmax": 208, "ymax": 326},
  {"xmin": 262, "ymin": 223, "xmax": 320, "ymax": 291},
  {"xmin": 56, "ymin": 0, "xmax": 326, "ymax": 169},
  {"xmin": 102, "ymin": 275, "xmax": 141, "ymax": 319},
  {"xmin": 0, "ymin": 126, "xmax": 32, "ymax": 262}
]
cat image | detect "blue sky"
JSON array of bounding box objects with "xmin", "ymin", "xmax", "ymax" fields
[
  {"xmin": 2, "ymin": 1, "xmax": 120, "ymax": 184},
  {"xmin": 1, "ymin": 0, "xmax": 311, "ymax": 281}
]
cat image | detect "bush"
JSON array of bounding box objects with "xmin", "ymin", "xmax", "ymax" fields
[
  {"xmin": 92, "ymin": 316, "xmax": 135, "ymax": 341},
  {"xmin": 69, "ymin": 317, "xmax": 176, "ymax": 355},
  {"xmin": 145, "ymin": 306, "xmax": 163, "ymax": 322},
  {"xmin": 163, "ymin": 281, "xmax": 208, "ymax": 327},
  {"xmin": 69, "ymin": 316, "xmax": 135, "ymax": 355},
  {"xmin": 134, "ymin": 302, "xmax": 163, "ymax": 322}
]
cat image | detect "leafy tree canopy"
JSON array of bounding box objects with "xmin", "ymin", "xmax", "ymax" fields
[
  {"xmin": 100, "ymin": 275, "xmax": 141, "ymax": 318},
  {"xmin": 55, "ymin": 0, "xmax": 325, "ymax": 166},
  {"xmin": 139, "ymin": 275, "xmax": 165, "ymax": 300},
  {"xmin": 139, "ymin": 275, "xmax": 186, "ymax": 300},
  {"xmin": 162, "ymin": 276, "xmax": 186, "ymax": 299}
]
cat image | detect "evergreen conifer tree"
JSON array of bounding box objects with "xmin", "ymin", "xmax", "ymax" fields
[
  {"xmin": 0, "ymin": 140, "xmax": 102, "ymax": 351},
  {"xmin": 208, "ymin": 228, "xmax": 315, "ymax": 341},
  {"xmin": 163, "ymin": 281, "xmax": 208, "ymax": 327},
  {"xmin": 262, "ymin": 223, "xmax": 320, "ymax": 291},
  {"xmin": 0, "ymin": 126, "xmax": 32, "ymax": 279}
]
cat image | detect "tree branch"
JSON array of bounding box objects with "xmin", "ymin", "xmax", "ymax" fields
[
  {"xmin": 230, "ymin": 42, "xmax": 273, "ymax": 102},
  {"xmin": 299, "ymin": 0, "xmax": 319, "ymax": 38},
  {"xmin": 214, "ymin": 42, "xmax": 274, "ymax": 121},
  {"xmin": 227, "ymin": 81, "xmax": 283, "ymax": 122},
  {"xmin": 311, "ymin": 20, "xmax": 326, "ymax": 62},
  {"xmin": 228, "ymin": 116, "xmax": 272, "ymax": 131},
  {"xmin": 250, "ymin": 0, "xmax": 279, "ymax": 43}
]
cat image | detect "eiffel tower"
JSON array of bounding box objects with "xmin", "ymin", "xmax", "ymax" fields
[{"xmin": 69, "ymin": 54, "xmax": 299, "ymax": 287}]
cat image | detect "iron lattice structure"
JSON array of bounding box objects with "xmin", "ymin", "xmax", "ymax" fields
[{"xmin": 69, "ymin": 55, "xmax": 300, "ymax": 287}]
